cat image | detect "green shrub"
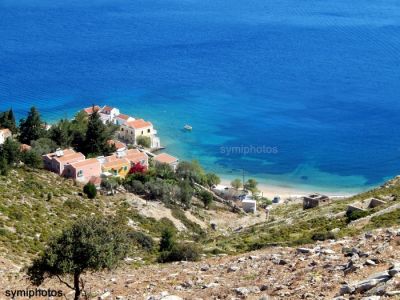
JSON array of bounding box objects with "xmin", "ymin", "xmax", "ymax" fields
[
  {"xmin": 158, "ymin": 243, "xmax": 201, "ymax": 263},
  {"xmin": 136, "ymin": 136, "xmax": 151, "ymax": 148},
  {"xmin": 311, "ymin": 231, "xmax": 336, "ymax": 241},
  {"xmin": 199, "ymin": 190, "xmax": 213, "ymax": 209},
  {"xmin": 346, "ymin": 210, "xmax": 369, "ymax": 223},
  {"xmin": 83, "ymin": 182, "xmax": 97, "ymax": 199},
  {"xmin": 128, "ymin": 231, "xmax": 154, "ymax": 251}
]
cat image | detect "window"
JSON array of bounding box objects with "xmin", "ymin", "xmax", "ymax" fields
[
  {"xmin": 124, "ymin": 166, "xmax": 127, "ymax": 171},
  {"xmin": 121, "ymin": 128, "xmax": 124, "ymax": 131},
  {"xmin": 147, "ymin": 129, "xmax": 150, "ymax": 133},
  {"xmin": 77, "ymin": 170, "xmax": 83, "ymax": 177},
  {"xmin": 141, "ymin": 130, "xmax": 144, "ymax": 135}
]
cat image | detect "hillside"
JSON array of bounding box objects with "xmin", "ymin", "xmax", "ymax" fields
[{"xmin": 1, "ymin": 168, "xmax": 400, "ymax": 299}]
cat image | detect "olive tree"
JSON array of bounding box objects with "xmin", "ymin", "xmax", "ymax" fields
[{"xmin": 27, "ymin": 217, "xmax": 130, "ymax": 300}]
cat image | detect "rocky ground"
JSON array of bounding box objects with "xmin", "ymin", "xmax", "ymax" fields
[{"xmin": 2, "ymin": 227, "xmax": 400, "ymax": 300}]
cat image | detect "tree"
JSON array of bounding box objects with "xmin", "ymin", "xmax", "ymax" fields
[
  {"xmin": 27, "ymin": 217, "xmax": 129, "ymax": 300},
  {"xmin": 159, "ymin": 226, "xmax": 176, "ymax": 252},
  {"xmin": 199, "ymin": 190, "xmax": 213, "ymax": 209},
  {"xmin": 244, "ymin": 178, "xmax": 259, "ymax": 194},
  {"xmin": 176, "ymin": 160, "xmax": 205, "ymax": 183},
  {"xmin": 231, "ymin": 178, "xmax": 242, "ymax": 190},
  {"xmin": 178, "ymin": 179, "xmax": 193, "ymax": 208},
  {"xmin": 204, "ymin": 172, "xmax": 220, "ymax": 187},
  {"xmin": 0, "ymin": 109, "xmax": 18, "ymax": 134},
  {"xmin": 83, "ymin": 110, "xmax": 114, "ymax": 156},
  {"xmin": 49, "ymin": 119, "xmax": 73, "ymax": 148},
  {"xmin": 21, "ymin": 150, "xmax": 43, "ymax": 168},
  {"xmin": 19, "ymin": 107, "xmax": 46, "ymax": 145},
  {"xmin": 136, "ymin": 136, "xmax": 151, "ymax": 148},
  {"xmin": 83, "ymin": 182, "xmax": 97, "ymax": 199},
  {"xmin": 1, "ymin": 137, "xmax": 21, "ymax": 166},
  {"xmin": 31, "ymin": 138, "xmax": 58, "ymax": 155},
  {"xmin": 154, "ymin": 162, "xmax": 174, "ymax": 179},
  {"xmin": 0, "ymin": 153, "xmax": 8, "ymax": 176}
]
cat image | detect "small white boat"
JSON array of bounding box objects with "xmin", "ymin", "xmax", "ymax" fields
[{"xmin": 183, "ymin": 124, "xmax": 192, "ymax": 131}]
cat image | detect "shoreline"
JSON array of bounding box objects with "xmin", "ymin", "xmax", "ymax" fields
[{"xmin": 219, "ymin": 178, "xmax": 358, "ymax": 200}]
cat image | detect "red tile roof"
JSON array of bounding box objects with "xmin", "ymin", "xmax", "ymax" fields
[
  {"xmin": 102, "ymin": 105, "xmax": 114, "ymax": 112},
  {"xmin": 107, "ymin": 140, "xmax": 126, "ymax": 150},
  {"xmin": 69, "ymin": 158, "xmax": 100, "ymax": 168},
  {"xmin": 83, "ymin": 105, "xmax": 101, "ymax": 114},
  {"xmin": 154, "ymin": 153, "xmax": 178, "ymax": 164},
  {"xmin": 0, "ymin": 128, "xmax": 12, "ymax": 136},
  {"xmin": 116, "ymin": 113, "xmax": 131, "ymax": 120},
  {"xmin": 125, "ymin": 119, "xmax": 152, "ymax": 129}
]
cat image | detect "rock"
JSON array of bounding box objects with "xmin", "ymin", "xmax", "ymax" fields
[
  {"xmin": 235, "ymin": 287, "xmax": 250, "ymax": 296},
  {"xmin": 331, "ymin": 228, "xmax": 341, "ymax": 234},
  {"xmin": 202, "ymin": 282, "xmax": 219, "ymax": 289},
  {"xmin": 248, "ymin": 286, "xmax": 261, "ymax": 293},
  {"xmin": 339, "ymin": 284, "xmax": 355, "ymax": 295},
  {"xmin": 272, "ymin": 258, "xmax": 288, "ymax": 265},
  {"xmin": 98, "ymin": 291, "xmax": 111, "ymax": 299},
  {"xmin": 297, "ymin": 248, "xmax": 313, "ymax": 254},
  {"xmin": 352, "ymin": 271, "xmax": 391, "ymax": 293},
  {"xmin": 249, "ymin": 255, "xmax": 259, "ymax": 260},
  {"xmin": 365, "ymin": 259, "xmax": 376, "ymax": 266},
  {"xmin": 228, "ymin": 265, "xmax": 240, "ymax": 272},
  {"xmin": 388, "ymin": 262, "xmax": 400, "ymax": 277},
  {"xmin": 160, "ymin": 296, "xmax": 183, "ymax": 300},
  {"xmin": 321, "ymin": 249, "xmax": 335, "ymax": 255},
  {"xmin": 260, "ymin": 284, "xmax": 269, "ymax": 291},
  {"xmin": 200, "ymin": 265, "xmax": 210, "ymax": 271},
  {"xmin": 116, "ymin": 297, "xmax": 125, "ymax": 300},
  {"xmin": 386, "ymin": 291, "xmax": 400, "ymax": 296},
  {"xmin": 361, "ymin": 296, "xmax": 380, "ymax": 300},
  {"xmin": 238, "ymin": 257, "xmax": 246, "ymax": 263}
]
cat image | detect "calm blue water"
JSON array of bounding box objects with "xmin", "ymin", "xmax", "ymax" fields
[{"xmin": 1, "ymin": 0, "xmax": 400, "ymax": 194}]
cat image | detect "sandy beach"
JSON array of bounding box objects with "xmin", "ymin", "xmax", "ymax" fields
[{"xmin": 220, "ymin": 178, "xmax": 357, "ymax": 200}]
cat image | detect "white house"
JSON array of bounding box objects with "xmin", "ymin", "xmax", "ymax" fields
[
  {"xmin": 118, "ymin": 119, "xmax": 160, "ymax": 148},
  {"xmin": 0, "ymin": 128, "xmax": 12, "ymax": 145},
  {"xmin": 242, "ymin": 199, "xmax": 257, "ymax": 213}
]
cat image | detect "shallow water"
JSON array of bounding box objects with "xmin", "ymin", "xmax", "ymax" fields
[{"xmin": 1, "ymin": 0, "xmax": 400, "ymax": 193}]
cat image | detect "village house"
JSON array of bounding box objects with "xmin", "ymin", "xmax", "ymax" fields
[
  {"xmin": 0, "ymin": 128, "xmax": 12, "ymax": 145},
  {"xmin": 153, "ymin": 153, "xmax": 179, "ymax": 171},
  {"xmin": 43, "ymin": 149, "xmax": 86, "ymax": 176},
  {"xmin": 115, "ymin": 113, "xmax": 135, "ymax": 125},
  {"xmin": 107, "ymin": 140, "xmax": 127, "ymax": 151},
  {"xmin": 83, "ymin": 105, "xmax": 101, "ymax": 115},
  {"xmin": 102, "ymin": 157, "xmax": 130, "ymax": 177},
  {"xmin": 124, "ymin": 149, "xmax": 149, "ymax": 168},
  {"xmin": 64, "ymin": 158, "xmax": 102, "ymax": 183},
  {"xmin": 118, "ymin": 119, "xmax": 161, "ymax": 148}
]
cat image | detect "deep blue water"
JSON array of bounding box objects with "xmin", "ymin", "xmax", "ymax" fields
[{"xmin": 1, "ymin": 0, "xmax": 400, "ymax": 194}]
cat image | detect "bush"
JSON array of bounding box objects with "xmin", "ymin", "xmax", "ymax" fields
[
  {"xmin": 346, "ymin": 210, "xmax": 369, "ymax": 223},
  {"xmin": 311, "ymin": 231, "xmax": 336, "ymax": 241},
  {"xmin": 158, "ymin": 243, "xmax": 201, "ymax": 263},
  {"xmin": 199, "ymin": 190, "xmax": 213, "ymax": 209},
  {"xmin": 128, "ymin": 231, "xmax": 154, "ymax": 251},
  {"xmin": 159, "ymin": 226, "xmax": 176, "ymax": 252},
  {"xmin": 83, "ymin": 182, "xmax": 97, "ymax": 199},
  {"xmin": 136, "ymin": 136, "xmax": 151, "ymax": 148},
  {"xmin": 125, "ymin": 179, "xmax": 145, "ymax": 194}
]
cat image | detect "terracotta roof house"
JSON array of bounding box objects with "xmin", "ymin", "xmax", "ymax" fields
[
  {"xmin": 83, "ymin": 105, "xmax": 101, "ymax": 115},
  {"xmin": 153, "ymin": 153, "xmax": 179, "ymax": 171},
  {"xmin": 64, "ymin": 158, "xmax": 102, "ymax": 183},
  {"xmin": 0, "ymin": 128, "xmax": 12, "ymax": 145},
  {"xmin": 124, "ymin": 149, "xmax": 149, "ymax": 168},
  {"xmin": 107, "ymin": 139, "xmax": 127, "ymax": 151},
  {"xmin": 115, "ymin": 113, "xmax": 135, "ymax": 125},
  {"xmin": 43, "ymin": 149, "xmax": 86, "ymax": 176},
  {"xmin": 118, "ymin": 119, "xmax": 160, "ymax": 148}
]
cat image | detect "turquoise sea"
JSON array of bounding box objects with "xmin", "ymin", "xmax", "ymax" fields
[{"xmin": 1, "ymin": 0, "xmax": 400, "ymax": 194}]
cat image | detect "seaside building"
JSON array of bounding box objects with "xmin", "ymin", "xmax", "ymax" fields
[
  {"xmin": 107, "ymin": 139, "xmax": 127, "ymax": 151},
  {"xmin": 102, "ymin": 157, "xmax": 130, "ymax": 177},
  {"xmin": 124, "ymin": 149, "xmax": 149, "ymax": 168},
  {"xmin": 118, "ymin": 119, "xmax": 161, "ymax": 148},
  {"xmin": 64, "ymin": 158, "xmax": 102, "ymax": 183},
  {"xmin": 43, "ymin": 149, "xmax": 86, "ymax": 176},
  {"xmin": 0, "ymin": 128, "xmax": 12, "ymax": 145},
  {"xmin": 153, "ymin": 153, "xmax": 179, "ymax": 171},
  {"xmin": 83, "ymin": 105, "xmax": 101, "ymax": 115},
  {"xmin": 115, "ymin": 113, "xmax": 135, "ymax": 125}
]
